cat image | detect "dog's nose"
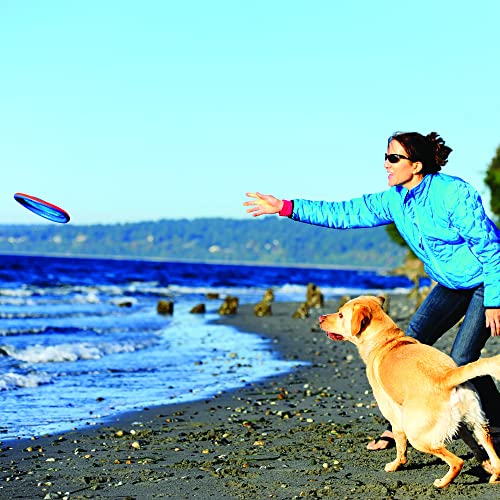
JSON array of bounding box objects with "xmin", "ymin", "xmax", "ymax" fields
[{"xmin": 319, "ymin": 315, "xmax": 326, "ymax": 323}]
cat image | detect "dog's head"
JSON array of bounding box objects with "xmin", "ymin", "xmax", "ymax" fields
[{"xmin": 318, "ymin": 295, "xmax": 386, "ymax": 344}]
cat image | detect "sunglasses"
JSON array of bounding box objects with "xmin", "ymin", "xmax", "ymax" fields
[{"xmin": 385, "ymin": 153, "xmax": 412, "ymax": 163}]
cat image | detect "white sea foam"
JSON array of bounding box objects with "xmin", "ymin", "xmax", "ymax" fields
[
  {"xmin": 73, "ymin": 292, "xmax": 101, "ymax": 304},
  {"xmin": 0, "ymin": 288, "xmax": 33, "ymax": 297},
  {"xmin": 166, "ymin": 284, "xmax": 261, "ymax": 296},
  {"xmin": 0, "ymin": 372, "xmax": 52, "ymax": 390},
  {"xmin": 1, "ymin": 339, "xmax": 158, "ymax": 364}
]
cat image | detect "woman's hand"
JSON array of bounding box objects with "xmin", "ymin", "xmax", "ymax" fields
[
  {"xmin": 244, "ymin": 192, "xmax": 284, "ymax": 217},
  {"xmin": 486, "ymin": 308, "xmax": 500, "ymax": 336}
]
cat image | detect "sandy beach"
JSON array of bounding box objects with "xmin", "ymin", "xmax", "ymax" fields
[{"xmin": 1, "ymin": 295, "xmax": 500, "ymax": 499}]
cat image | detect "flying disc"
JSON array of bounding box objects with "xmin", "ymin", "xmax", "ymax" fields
[{"xmin": 14, "ymin": 193, "xmax": 70, "ymax": 223}]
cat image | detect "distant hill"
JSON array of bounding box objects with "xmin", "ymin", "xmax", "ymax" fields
[{"xmin": 0, "ymin": 218, "xmax": 406, "ymax": 269}]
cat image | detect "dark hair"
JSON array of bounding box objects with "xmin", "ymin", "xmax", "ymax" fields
[{"xmin": 388, "ymin": 131, "xmax": 452, "ymax": 175}]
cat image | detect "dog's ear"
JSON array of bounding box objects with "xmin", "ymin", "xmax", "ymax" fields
[
  {"xmin": 375, "ymin": 296, "xmax": 385, "ymax": 306},
  {"xmin": 351, "ymin": 304, "xmax": 372, "ymax": 336}
]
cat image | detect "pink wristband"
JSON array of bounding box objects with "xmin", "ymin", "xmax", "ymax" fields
[{"xmin": 279, "ymin": 199, "xmax": 293, "ymax": 217}]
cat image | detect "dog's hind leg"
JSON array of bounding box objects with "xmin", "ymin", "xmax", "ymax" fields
[
  {"xmin": 411, "ymin": 441, "xmax": 463, "ymax": 488},
  {"xmin": 460, "ymin": 384, "xmax": 500, "ymax": 481},
  {"xmin": 384, "ymin": 429, "xmax": 408, "ymax": 472},
  {"xmin": 457, "ymin": 424, "xmax": 488, "ymax": 463},
  {"xmin": 471, "ymin": 425, "xmax": 500, "ymax": 482}
]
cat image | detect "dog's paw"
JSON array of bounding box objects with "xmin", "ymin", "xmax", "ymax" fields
[
  {"xmin": 433, "ymin": 477, "xmax": 448, "ymax": 488},
  {"xmin": 481, "ymin": 459, "xmax": 494, "ymax": 475},
  {"xmin": 384, "ymin": 460, "xmax": 401, "ymax": 472}
]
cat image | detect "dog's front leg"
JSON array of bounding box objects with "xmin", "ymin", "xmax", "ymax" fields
[{"xmin": 384, "ymin": 429, "xmax": 408, "ymax": 472}]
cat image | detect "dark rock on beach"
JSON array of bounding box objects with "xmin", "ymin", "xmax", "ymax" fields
[
  {"xmin": 190, "ymin": 303, "xmax": 206, "ymax": 314},
  {"xmin": 262, "ymin": 288, "xmax": 275, "ymax": 303},
  {"xmin": 157, "ymin": 299, "xmax": 174, "ymax": 315},
  {"xmin": 253, "ymin": 289, "xmax": 274, "ymax": 317},
  {"xmin": 306, "ymin": 282, "xmax": 324, "ymax": 309},
  {"xmin": 254, "ymin": 300, "xmax": 272, "ymax": 317},
  {"xmin": 292, "ymin": 302, "xmax": 310, "ymax": 319}
]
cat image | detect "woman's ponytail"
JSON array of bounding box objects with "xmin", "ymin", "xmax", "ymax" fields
[{"xmin": 425, "ymin": 132, "xmax": 453, "ymax": 169}]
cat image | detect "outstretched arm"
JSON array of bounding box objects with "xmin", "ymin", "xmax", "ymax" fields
[{"xmin": 244, "ymin": 192, "xmax": 284, "ymax": 217}]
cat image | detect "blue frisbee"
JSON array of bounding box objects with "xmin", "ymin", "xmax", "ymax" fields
[{"xmin": 14, "ymin": 192, "xmax": 70, "ymax": 223}]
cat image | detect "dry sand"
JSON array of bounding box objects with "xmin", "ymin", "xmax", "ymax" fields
[{"xmin": 1, "ymin": 295, "xmax": 500, "ymax": 499}]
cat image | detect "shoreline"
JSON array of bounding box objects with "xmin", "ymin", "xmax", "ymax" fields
[{"xmin": 1, "ymin": 297, "xmax": 499, "ymax": 499}]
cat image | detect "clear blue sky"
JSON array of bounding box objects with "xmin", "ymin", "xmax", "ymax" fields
[{"xmin": 1, "ymin": 0, "xmax": 499, "ymax": 225}]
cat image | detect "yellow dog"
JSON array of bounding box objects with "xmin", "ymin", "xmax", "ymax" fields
[{"xmin": 319, "ymin": 295, "xmax": 500, "ymax": 488}]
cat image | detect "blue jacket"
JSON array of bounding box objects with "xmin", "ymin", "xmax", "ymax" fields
[{"xmin": 290, "ymin": 173, "xmax": 500, "ymax": 307}]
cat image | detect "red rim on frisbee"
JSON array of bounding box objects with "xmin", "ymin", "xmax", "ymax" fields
[{"xmin": 14, "ymin": 193, "xmax": 70, "ymax": 224}]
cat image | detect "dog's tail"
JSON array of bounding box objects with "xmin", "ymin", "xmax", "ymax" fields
[{"xmin": 444, "ymin": 354, "xmax": 500, "ymax": 389}]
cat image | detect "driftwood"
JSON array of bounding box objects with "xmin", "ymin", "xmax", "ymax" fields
[{"xmin": 218, "ymin": 296, "xmax": 239, "ymax": 315}]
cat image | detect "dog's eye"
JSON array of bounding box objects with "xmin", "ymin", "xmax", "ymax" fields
[{"xmin": 338, "ymin": 312, "xmax": 343, "ymax": 319}]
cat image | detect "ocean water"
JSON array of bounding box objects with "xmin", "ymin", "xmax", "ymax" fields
[{"xmin": 0, "ymin": 254, "xmax": 414, "ymax": 440}]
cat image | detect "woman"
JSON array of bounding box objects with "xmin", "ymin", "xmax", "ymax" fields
[{"xmin": 244, "ymin": 131, "xmax": 500, "ymax": 452}]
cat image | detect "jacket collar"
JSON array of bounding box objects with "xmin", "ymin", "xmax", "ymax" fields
[{"xmin": 396, "ymin": 173, "xmax": 435, "ymax": 203}]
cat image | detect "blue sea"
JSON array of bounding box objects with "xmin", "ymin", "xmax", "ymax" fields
[{"xmin": 0, "ymin": 254, "xmax": 414, "ymax": 441}]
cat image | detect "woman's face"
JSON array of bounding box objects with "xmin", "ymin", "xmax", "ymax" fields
[{"xmin": 385, "ymin": 140, "xmax": 423, "ymax": 189}]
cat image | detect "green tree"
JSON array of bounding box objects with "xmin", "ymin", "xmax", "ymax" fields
[
  {"xmin": 485, "ymin": 144, "xmax": 500, "ymax": 222},
  {"xmin": 385, "ymin": 223, "xmax": 406, "ymax": 248},
  {"xmin": 385, "ymin": 223, "xmax": 418, "ymax": 261}
]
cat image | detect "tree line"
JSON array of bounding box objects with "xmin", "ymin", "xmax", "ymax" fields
[{"xmin": 0, "ymin": 217, "xmax": 405, "ymax": 269}]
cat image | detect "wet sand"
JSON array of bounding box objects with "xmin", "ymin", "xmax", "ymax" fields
[{"xmin": 1, "ymin": 295, "xmax": 500, "ymax": 499}]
